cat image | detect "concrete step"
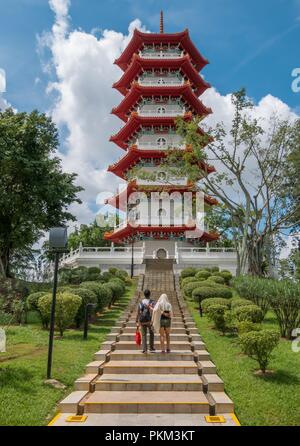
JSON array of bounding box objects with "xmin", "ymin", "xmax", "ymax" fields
[
  {"xmin": 208, "ymin": 392, "xmax": 234, "ymax": 413},
  {"xmin": 102, "ymin": 360, "xmax": 199, "ymax": 375},
  {"xmin": 94, "ymin": 374, "xmax": 203, "ymax": 391},
  {"xmin": 121, "ymin": 327, "xmax": 188, "ymax": 334},
  {"xmin": 117, "ymin": 334, "xmax": 190, "ymax": 342},
  {"xmin": 50, "ymin": 412, "xmax": 239, "ymax": 426},
  {"xmin": 83, "ymin": 390, "xmax": 210, "ymax": 414},
  {"xmin": 109, "ymin": 350, "xmax": 196, "ymax": 362},
  {"xmin": 113, "ymin": 341, "xmax": 192, "ymax": 351},
  {"xmin": 198, "ymin": 361, "xmax": 217, "ymax": 374},
  {"xmin": 201, "ymin": 374, "xmax": 224, "ymax": 391}
]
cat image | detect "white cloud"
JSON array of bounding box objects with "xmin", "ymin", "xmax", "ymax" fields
[
  {"xmin": 40, "ymin": 1, "xmax": 147, "ymax": 223},
  {"xmin": 0, "ymin": 68, "xmax": 10, "ymax": 111},
  {"xmin": 40, "ymin": 0, "xmax": 299, "ymax": 233}
]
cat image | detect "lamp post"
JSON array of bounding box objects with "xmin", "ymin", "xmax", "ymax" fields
[
  {"xmin": 47, "ymin": 227, "xmax": 68, "ymax": 379},
  {"xmin": 83, "ymin": 303, "xmax": 97, "ymax": 340},
  {"xmin": 199, "ymin": 297, "xmax": 203, "ymax": 318}
]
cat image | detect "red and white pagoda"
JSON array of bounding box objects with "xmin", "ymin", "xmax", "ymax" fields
[{"xmin": 104, "ymin": 13, "xmax": 218, "ymax": 259}]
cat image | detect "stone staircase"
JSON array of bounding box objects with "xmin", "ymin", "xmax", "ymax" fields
[{"xmin": 50, "ymin": 264, "xmax": 239, "ymax": 426}]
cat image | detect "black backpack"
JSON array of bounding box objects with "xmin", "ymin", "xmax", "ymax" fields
[{"xmin": 139, "ymin": 300, "xmax": 154, "ymax": 324}]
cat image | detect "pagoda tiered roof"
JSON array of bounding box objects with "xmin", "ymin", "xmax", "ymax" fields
[
  {"xmin": 115, "ymin": 29, "xmax": 209, "ymax": 71},
  {"xmin": 110, "ymin": 112, "xmax": 211, "ymax": 149},
  {"xmin": 107, "ymin": 145, "xmax": 215, "ymax": 179},
  {"xmin": 105, "ymin": 180, "xmax": 218, "ymax": 211},
  {"xmin": 112, "ymin": 83, "xmax": 212, "ymax": 122},
  {"xmin": 113, "ymin": 55, "xmax": 210, "ymax": 96},
  {"xmin": 104, "ymin": 223, "xmax": 219, "ymax": 244}
]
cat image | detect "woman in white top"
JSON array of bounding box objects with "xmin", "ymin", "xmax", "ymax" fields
[{"xmin": 152, "ymin": 294, "xmax": 173, "ymax": 353}]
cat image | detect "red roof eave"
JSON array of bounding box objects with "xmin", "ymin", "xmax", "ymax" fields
[
  {"xmin": 115, "ymin": 29, "xmax": 208, "ymax": 72},
  {"xmin": 111, "ymin": 83, "xmax": 211, "ymax": 122},
  {"xmin": 113, "ymin": 55, "xmax": 211, "ymax": 96}
]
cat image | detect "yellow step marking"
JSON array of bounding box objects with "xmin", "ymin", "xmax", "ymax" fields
[
  {"xmin": 205, "ymin": 415, "xmax": 226, "ymax": 423},
  {"xmin": 230, "ymin": 413, "xmax": 241, "ymax": 426},
  {"xmin": 48, "ymin": 412, "xmax": 61, "ymax": 426},
  {"xmin": 66, "ymin": 415, "xmax": 88, "ymax": 423}
]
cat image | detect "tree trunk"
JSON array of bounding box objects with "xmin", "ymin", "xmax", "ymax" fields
[{"xmin": 0, "ymin": 247, "xmax": 11, "ymax": 278}]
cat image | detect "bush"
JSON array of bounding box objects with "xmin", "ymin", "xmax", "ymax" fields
[
  {"xmin": 181, "ymin": 268, "xmax": 198, "ymax": 279},
  {"xmin": 214, "ymin": 287, "xmax": 233, "ymax": 299},
  {"xmin": 211, "ymin": 266, "xmax": 220, "ymax": 273},
  {"xmin": 38, "ymin": 292, "xmax": 82, "ymax": 336},
  {"xmin": 101, "ymin": 271, "xmax": 114, "ymax": 282},
  {"xmin": 106, "ymin": 280, "xmax": 125, "ymax": 305},
  {"xmin": 234, "ymin": 305, "xmax": 264, "ymax": 323},
  {"xmin": 268, "ymin": 280, "xmax": 300, "ymax": 339},
  {"xmin": 72, "ymin": 287, "xmax": 98, "ymax": 327},
  {"xmin": 239, "ymin": 329, "xmax": 280, "ymax": 373},
  {"xmin": 232, "ymin": 276, "xmax": 270, "ymax": 316},
  {"xmin": 195, "ymin": 270, "xmax": 211, "ymax": 280},
  {"xmin": 237, "ymin": 321, "xmax": 262, "ymax": 335},
  {"xmin": 207, "ymin": 304, "xmax": 228, "ymax": 334},
  {"xmin": 114, "ymin": 269, "xmax": 128, "ymax": 282},
  {"xmin": 181, "ymin": 276, "xmax": 200, "ymax": 287},
  {"xmin": 208, "ymin": 275, "xmax": 225, "ymax": 285},
  {"xmin": 26, "ymin": 291, "xmax": 47, "ymax": 328},
  {"xmin": 100, "ymin": 284, "xmax": 114, "ymax": 309},
  {"xmin": 86, "ymin": 267, "xmax": 101, "ymax": 281},
  {"xmin": 201, "ymin": 298, "xmax": 231, "ymax": 313},
  {"xmin": 192, "ymin": 287, "xmax": 221, "ymax": 302},
  {"xmin": 230, "ymin": 298, "xmax": 254, "ymax": 310},
  {"xmin": 219, "ymin": 271, "xmax": 233, "ymax": 285},
  {"xmin": 183, "ymin": 281, "xmax": 211, "ymax": 298}
]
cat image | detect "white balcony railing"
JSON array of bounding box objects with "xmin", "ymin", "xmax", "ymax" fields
[
  {"xmin": 139, "ymin": 111, "xmax": 185, "ymax": 118},
  {"xmin": 139, "ymin": 79, "xmax": 184, "ymax": 87},
  {"xmin": 139, "ymin": 51, "xmax": 183, "ymax": 59},
  {"xmin": 136, "ymin": 141, "xmax": 184, "ymax": 150}
]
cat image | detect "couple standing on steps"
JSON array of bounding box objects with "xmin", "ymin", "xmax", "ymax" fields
[{"xmin": 136, "ymin": 289, "xmax": 173, "ymax": 354}]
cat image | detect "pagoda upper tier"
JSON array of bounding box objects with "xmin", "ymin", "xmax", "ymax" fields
[
  {"xmin": 110, "ymin": 112, "xmax": 211, "ymax": 149},
  {"xmin": 115, "ymin": 29, "xmax": 208, "ymax": 71},
  {"xmin": 113, "ymin": 55, "xmax": 210, "ymax": 96},
  {"xmin": 107, "ymin": 145, "xmax": 215, "ymax": 179},
  {"xmin": 112, "ymin": 83, "xmax": 211, "ymax": 122}
]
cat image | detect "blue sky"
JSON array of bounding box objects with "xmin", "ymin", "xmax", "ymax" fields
[{"xmin": 0, "ymin": 0, "xmax": 300, "ymax": 113}]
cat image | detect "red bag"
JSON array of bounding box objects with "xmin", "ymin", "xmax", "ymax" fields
[{"xmin": 135, "ymin": 329, "xmax": 141, "ymax": 346}]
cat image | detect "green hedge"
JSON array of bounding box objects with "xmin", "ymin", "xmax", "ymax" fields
[
  {"xmin": 201, "ymin": 298, "xmax": 231, "ymax": 313},
  {"xmin": 234, "ymin": 304, "xmax": 264, "ymax": 323},
  {"xmin": 239, "ymin": 329, "xmax": 280, "ymax": 373}
]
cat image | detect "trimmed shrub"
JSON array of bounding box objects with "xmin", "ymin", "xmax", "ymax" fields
[
  {"xmin": 237, "ymin": 321, "xmax": 262, "ymax": 335},
  {"xmin": 101, "ymin": 271, "xmax": 114, "ymax": 282},
  {"xmin": 201, "ymin": 298, "xmax": 231, "ymax": 313},
  {"xmin": 232, "ymin": 276, "xmax": 270, "ymax": 316},
  {"xmin": 214, "ymin": 287, "xmax": 233, "ymax": 299},
  {"xmin": 72, "ymin": 287, "xmax": 98, "ymax": 327},
  {"xmin": 239, "ymin": 329, "xmax": 280, "ymax": 373},
  {"xmin": 26, "ymin": 291, "xmax": 47, "ymax": 328},
  {"xmin": 268, "ymin": 280, "xmax": 300, "ymax": 339},
  {"xmin": 26, "ymin": 292, "xmax": 45, "ymax": 312},
  {"xmin": 183, "ymin": 281, "xmax": 211, "ymax": 298},
  {"xmin": 100, "ymin": 284, "xmax": 114, "ymax": 309},
  {"xmin": 195, "ymin": 270, "xmax": 211, "ymax": 280},
  {"xmin": 38, "ymin": 292, "xmax": 82, "ymax": 336},
  {"xmin": 181, "ymin": 267, "xmax": 198, "ymax": 279},
  {"xmin": 207, "ymin": 304, "xmax": 228, "ymax": 333},
  {"xmin": 234, "ymin": 305, "xmax": 264, "ymax": 323},
  {"xmin": 211, "ymin": 266, "xmax": 220, "ymax": 273},
  {"xmin": 192, "ymin": 287, "xmax": 221, "ymax": 302},
  {"xmin": 86, "ymin": 267, "xmax": 101, "ymax": 281},
  {"xmin": 219, "ymin": 271, "xmax": 233, "ymax": 285},
  {"xmin": 114, "ymin": 269, "xmax": 128, "ymax": 282},
  {"xmin": 109, "ymin": 267, "xmax": 118, "ymax": 275},
  {"xmin": 208, "ymin": 275, "xmax": 225, "ymax": 285},
  {"xmin": 230, "ymin": 298, "xmax": 254, "ymax": 310},
  {"xmin": 181, "ymin": 276, "xmax": 200, "ymax": 287},
  {"xmin": 106, "ymin": 280, "xmax": 125, "ymax": 305}
]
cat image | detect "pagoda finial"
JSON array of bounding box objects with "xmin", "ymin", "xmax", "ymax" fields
[{"xmin": 160, "ymin": 10, "xmax": 164, "ymax": 33}]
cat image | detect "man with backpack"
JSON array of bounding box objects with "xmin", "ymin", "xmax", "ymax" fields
[{"xmin": 136, "ymin": 289, "xmax": 156, "ymax": 353}]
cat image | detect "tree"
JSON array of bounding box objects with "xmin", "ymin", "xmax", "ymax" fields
[
  {"xmin": 0, "ymin": 108, "xmax": 83, "ymax": 277},
  {"xmin": 67, "ymin": 220, "xmax": 113, "ymax": 250}
]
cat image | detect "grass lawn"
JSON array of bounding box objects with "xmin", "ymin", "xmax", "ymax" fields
[
  {"xmin": 188, "ymin": 300, "xmax": 300, "ymax": 426},
  {"xmin": 0, "ymin": 281, "xmax": 136, "ymax": 426}
]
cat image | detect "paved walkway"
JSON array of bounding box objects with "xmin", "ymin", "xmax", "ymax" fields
[{"xmin": 50, "ymin": 266, "xmax": 239, "ymax": 426}]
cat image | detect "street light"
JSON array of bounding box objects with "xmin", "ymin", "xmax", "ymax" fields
[
  {"xmin": 47, "ymin": 227, "xmax": 68, "ymax": 379},
  {"xmin": 83, "ymin": 303, "xmax": 97, "ymax": 340}
]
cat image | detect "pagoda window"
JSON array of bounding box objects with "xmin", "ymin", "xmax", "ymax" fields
[
  {"xmin": 157, "ymin": 137, "xmax": 167, "ymax": 147},
  {"xmin": 157, "ymin": 107, "xmax": 166, "ymax": 114}
]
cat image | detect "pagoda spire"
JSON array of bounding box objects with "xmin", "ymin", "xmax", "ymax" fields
[{"xmin": 160, "ymin": 10, "xmax": 164, "ymax": 33}]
